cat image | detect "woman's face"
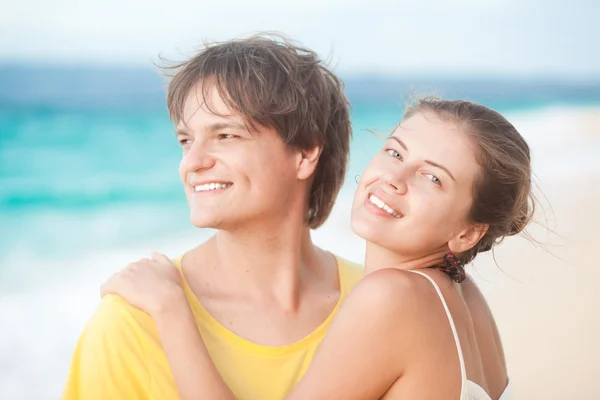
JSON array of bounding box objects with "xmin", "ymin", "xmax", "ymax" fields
[{"xmin": 351, "ymin": 112, "xmax": 483, "ymax": 260}]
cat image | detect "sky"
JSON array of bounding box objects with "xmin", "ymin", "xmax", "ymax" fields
[{"xmin": 1, "ymin": 0, "xmax": 598, "ymax": 77}]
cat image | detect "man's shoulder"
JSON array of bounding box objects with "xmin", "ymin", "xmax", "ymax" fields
[
  {"xmin": 86, "ymin": 294, "xmax": 152, "ymax": 335},
  {"xmin": 83, "ymin": 295, "xmax": 156, "ymax": 347},
  {"xmin": 333, "ymin": 254, "xmax": 365, "ymax": 290},
  {"xmin": 63, "ymin": 296, "xmax": 156, "ymax": 399}
]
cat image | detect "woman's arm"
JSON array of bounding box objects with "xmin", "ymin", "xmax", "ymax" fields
[
  {"xmin": 286, "ymin": 269, "xmax": 411, "ymax": 400},
  {"xmin": 286, "ymin": 268, "xmax": 462, "ymax": 400},
  {"xmin": 152, "ymin": 291, "xmax": 236, "ymax": 400},
  {"xmin": 101, "ymin": 253, "xmax": 236, "ymax": 400},
  {"xmin": 104, "ymin": 256, "xmax": 458, "ymax": 400}
]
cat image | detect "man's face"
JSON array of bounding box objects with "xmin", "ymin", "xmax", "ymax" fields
[{"xmin": 176, "ymin": 84, "xmax": 303, "ymax": 230}]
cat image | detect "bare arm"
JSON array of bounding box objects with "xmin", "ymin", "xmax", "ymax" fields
[
  {"xmin": 154, "ymin": 274, "xmax": 406, "ymax": 400},
  {"xmin": 100, "ymin": 253, "xmax": 236, "ymax": 400},
  {"xmin": 103, "ymin": 257, "xmax": 460, "ymax": 400},
  {"xmin": 145, "ymin": 270, "xmax": 408, "ymax": 400},
  {"xmin": 286, "ymin": 269, "xmax": 410, "ymax": 399},
  {"xmin": 155, "ymin": 269, "xmax": 463, "ymax": 400},
  {"xmin": 151, "ymin": 291, "xmax": 236, "ymax": 400},
  {"xmin": 286, "ymin": 269, "xmax": 465, "ymax": 400}
]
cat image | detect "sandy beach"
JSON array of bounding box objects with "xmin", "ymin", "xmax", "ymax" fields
[{"xmin": 470, "ymin": 175, "xmax": 599, "ymax": 399}]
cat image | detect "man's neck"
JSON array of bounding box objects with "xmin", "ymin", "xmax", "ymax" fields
[{"xmin": 190, "ymin": 216, "xmax": 325, "ymax": 311}]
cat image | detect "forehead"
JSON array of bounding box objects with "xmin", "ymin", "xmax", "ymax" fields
[
  {"xmin": 393, "ymin": 112, "xmax": 480, "ymax": 183},
  {"xmin": 179, "ymin": 84, "xmax": 236, "ymax": 126},
  {"xmin": 176, "ymin": 83, "xmax": 274, "ymax": 140},
  {"xmin": 395, "ymin": 112, "xmax": 465, "ymax": 146}
]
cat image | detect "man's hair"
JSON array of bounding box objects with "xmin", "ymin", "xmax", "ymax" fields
[{"xmin": 164, "ymin": 33, "xmax": 352, "ymax": 228}]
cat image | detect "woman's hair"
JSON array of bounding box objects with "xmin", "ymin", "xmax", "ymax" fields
[{"xmin": 403, "ymin": 98, "xmax": 535, "ymax": 264}]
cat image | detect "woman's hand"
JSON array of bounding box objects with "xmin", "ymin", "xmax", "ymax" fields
[
  {"xmin": 101, "ymin": 252, "xmax": 185, "ymax": 316},
  {"xmin": 102, "ymin": 252, "xmax": 236, "ymax": 400}
]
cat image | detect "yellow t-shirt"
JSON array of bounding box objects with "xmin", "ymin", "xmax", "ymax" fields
[{"xmin": 63, "ymin": 255, "xmax": 364, "ymax": 400}]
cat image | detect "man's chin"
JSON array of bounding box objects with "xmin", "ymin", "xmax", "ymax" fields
[
  {"xmin": 189, "ymin": 208, "xmax": 263, "ymax": 231},
  {"xmin": 190, "ymin": 218, "xmax": 218, "ymax": 229},
  {"xmin": 189, "ymin": 212, "xmax": 235, "ymax": 230}
]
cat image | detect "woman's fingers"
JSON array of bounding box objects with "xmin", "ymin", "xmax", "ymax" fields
[
  {"xmin": 150, "ymin": 251, "xmax": 171, "ymax": 264},
  {"xmin": 100, "ymin": 274, "xmax": 119, "ymax": 298},
  {"xmin": 99, "ymin": 253, "xmax": 177, "ymax": 301}
]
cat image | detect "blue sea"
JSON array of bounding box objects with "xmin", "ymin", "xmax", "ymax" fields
[{"xmin": 1, "ymin": 64, "xmax": 600, "ymax": 397}]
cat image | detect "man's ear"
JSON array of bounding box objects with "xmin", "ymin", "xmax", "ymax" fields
[{"xmin": 297, "ymin": 145, "xmax": 322, "ymax": 180}]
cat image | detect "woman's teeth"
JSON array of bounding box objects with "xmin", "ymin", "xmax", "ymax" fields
[{"xmin": 369, "ymin": 194, "xmax": 401, "ymax": 218}]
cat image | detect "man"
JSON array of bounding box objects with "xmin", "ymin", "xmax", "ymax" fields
[{"xmin": 63, "ymin": 33, "xmax": 363, "ymax": 399}]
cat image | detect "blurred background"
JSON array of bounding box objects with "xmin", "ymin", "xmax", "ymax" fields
[{"xmin": 1, "ymin": 0, "xmax": 599, "ymax": 398}]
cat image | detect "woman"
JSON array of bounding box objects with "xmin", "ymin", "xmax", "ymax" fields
[{"xmin": 102, "ymin": 98, "xmax": 530, "ymax": 399}]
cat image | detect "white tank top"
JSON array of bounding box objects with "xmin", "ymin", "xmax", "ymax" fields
[{"xmin": 409, "ymin": 270, "xmax": 512, "ymax": 400}]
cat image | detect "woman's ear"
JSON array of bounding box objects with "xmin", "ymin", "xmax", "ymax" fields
[{"xmin": 448, "ymin": 223, "xmax": 489, "ymax": 254}]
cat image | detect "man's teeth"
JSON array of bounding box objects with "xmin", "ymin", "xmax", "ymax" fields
[
  {"xmin": 369, "ymin": 194, "xmax": 400, "ymax": 218},
  {"xmin": 194, "ymin": 183, "xmax": 233, "ymax": 192}
]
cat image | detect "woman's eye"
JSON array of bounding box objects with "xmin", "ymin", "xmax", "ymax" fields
[
  {"xmin": 385, "ymin": 149, "xmax": 402, "ymax": 160},
  {"xmin": 425, "ymin": 173, "xmax": 442, "ymax": 186}
]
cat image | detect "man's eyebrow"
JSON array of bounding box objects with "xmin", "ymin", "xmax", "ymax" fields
[
  {"xmin": 174, "ymin": 121, "xmax": 249, "ymax": 136},
  {"xmin": 206, "ymin": 122, "xmax": 249, "ymax": 132}
]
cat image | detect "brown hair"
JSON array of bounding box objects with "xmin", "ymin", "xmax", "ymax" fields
[
  {"xmin": 403, "ymin": 98, "xmax": 535, "ymax": 264},
  {"xmin": 162, "ymin": 33, "xmax": 351, "ymax": 229}
]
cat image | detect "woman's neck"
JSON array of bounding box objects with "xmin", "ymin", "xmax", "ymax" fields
[{"xmin": 364, "ymin": 242, "xmax": 448, "ymax": 275}]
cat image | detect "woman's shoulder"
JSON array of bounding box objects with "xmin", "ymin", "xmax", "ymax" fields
[
  {"xmin": 334, "ymin": 268, "xmax": 461, "ymax": 368},
  {"xmin": 346, "ymin": 268, "xmax": 451, "ymax": 326},
  {"xmin": 353, "ymin": 268, "xmax": 441, "ymax": 300}
]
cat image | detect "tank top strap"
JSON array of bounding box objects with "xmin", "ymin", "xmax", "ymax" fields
[{"xmin": 408, "ymin": 269, "xmax": 467, "ymax": 397}]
